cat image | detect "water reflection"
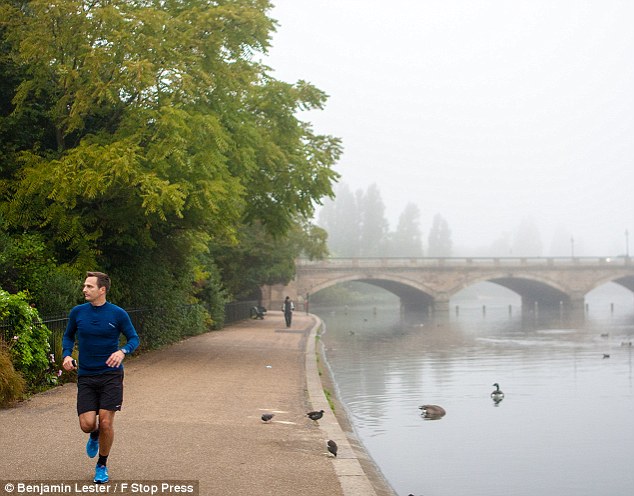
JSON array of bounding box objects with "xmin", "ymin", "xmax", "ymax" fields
[{"xmin": 316, "ymin": 297, "xmax": 634, "ymax": 496}]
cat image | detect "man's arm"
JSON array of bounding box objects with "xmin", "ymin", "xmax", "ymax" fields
[
  {"xmin": 119, "ymin": 310, "xmax": 140, "ymax": 354},
  {"xmin": 61, "ymin": 308, "xmax": 77, "ymax": 371},
  {"xmin": 106, "ymin": 309, "xmax": 140, "ymax": 368}
]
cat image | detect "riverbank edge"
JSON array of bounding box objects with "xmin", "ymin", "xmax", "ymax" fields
[{"xmin": 306, "ymin": 314, "xmax": 397, "ymax": 496}]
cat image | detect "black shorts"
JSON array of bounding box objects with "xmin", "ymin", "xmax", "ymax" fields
[{"xmin": 77, "ymin": 371, "xmax": 124, "ymax": 415}]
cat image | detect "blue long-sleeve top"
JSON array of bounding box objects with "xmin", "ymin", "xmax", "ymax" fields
[{"xmin": 62, "ymin": 302, "xmax": 140, "ymax": 376}]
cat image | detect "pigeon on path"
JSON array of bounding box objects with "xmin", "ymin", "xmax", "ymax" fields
[
  {"xmin": 306, "ymin": 410, "xmax": 324, "ymax": 422},
  {"xmin": 261, "ymin": 413, "xmax": 274, "ymax": 423},
  {"xmin": 327, "ymin": 440, "xmax": 338, "ymax": 457}
]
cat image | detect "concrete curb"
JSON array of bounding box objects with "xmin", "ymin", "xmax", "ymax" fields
[{"xmin": 304, "ymin": 316, "xmax": 379, "ymax": 496}]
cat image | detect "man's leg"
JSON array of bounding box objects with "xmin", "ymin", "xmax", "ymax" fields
[
  {"xmin": 79, "ymin": 411, "xmax": 100, "ymax": 459},
  {"xmin": 79, "ymin": 411, "xmax": 98, "ymax": 434},
  {"xmin": 92, "ymin": 410, "xmax": 116, "ymax": 484},
  {"xmin": 96, "ymin": 410, "xmax": 116, "ymax": 458}
]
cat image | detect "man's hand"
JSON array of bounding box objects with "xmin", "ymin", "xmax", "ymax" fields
[
  {"xmin": 62, "ymin": 356, "xmax": 76, "ymax": 371},
  {"xmin": 106, "ymin": 349, "xmax": 125, "ymax": 368}
]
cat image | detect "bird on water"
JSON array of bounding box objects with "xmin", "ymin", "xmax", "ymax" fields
[
  {"xmin": 307, "ymin": 410, "xmax": 325, "ymax": 422},
  {"xmin": 491, "ymin": 383, "xmax": 505, "ymax": 400},
  {"xmin": 327, "ymin": 440, "xmax": 338, "ymax": 457},
  {"xmin": 418, "ymin": 404, "xmax": 446, "ymax": 418}
]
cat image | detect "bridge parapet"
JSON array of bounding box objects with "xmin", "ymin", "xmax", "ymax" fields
[{"xmin": 296, "ymin": 256, "xmax": 631, "ymax": 269}]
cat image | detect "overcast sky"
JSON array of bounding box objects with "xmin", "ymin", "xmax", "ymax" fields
[{"xmin": 265, "ymin": 0, "xmax": 634, "ymax": 256}]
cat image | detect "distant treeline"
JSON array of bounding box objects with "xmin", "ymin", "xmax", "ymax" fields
[
  {"xmin": 318, "ymin": 182, "xmax": 568, "ymax": 257},
  {"xmin": 318, "ymin": 183, "xmax": 452, "ymax": 257}
]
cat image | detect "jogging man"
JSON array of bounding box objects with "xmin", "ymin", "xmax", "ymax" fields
[{"xmin": 62, "ymin": 271, "xmax": 139, "ymax": 484}]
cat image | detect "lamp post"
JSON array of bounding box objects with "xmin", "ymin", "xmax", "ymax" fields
[
  {"xmin": 626, "ymin": 229, "xmax": 630, "ymax": 258},
  {"xmin": 570, "ymin": 236, "xmax": 575, "ymax": 258}
]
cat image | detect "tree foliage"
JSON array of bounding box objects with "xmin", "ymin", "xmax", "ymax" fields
[
  {"xmin": 0, "ymin": 230, "xmax": 81, "ymax": 315},
  {"xmin": 211, "ymin": 219, "xmax": 329, "ymax": 300},
  {"xmin": 0, "ymin": 1, "xmax": 341, "ymax": 318}
]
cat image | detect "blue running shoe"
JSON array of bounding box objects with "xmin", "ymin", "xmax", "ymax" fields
[
  {"xmin": 94, "ymin": 464, "xmax": 109, "ymax": 484},
  {"xmin": 86, "ymin": 435, "xmax": 99, "ymax": 458}
]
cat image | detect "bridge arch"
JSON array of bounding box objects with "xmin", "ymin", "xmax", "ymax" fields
[
  {"xmin": 305, "ymin": 273, "xmax": 438, "ymax": 311},
  {"xmin": 448, "ymin": 272, "xmax": 573, "ymax": 309},
  {"xmin": 589, "ymin": 273, "xmax": 634, "ymax": 293}
]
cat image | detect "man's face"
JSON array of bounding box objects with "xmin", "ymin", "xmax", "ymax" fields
[{"xmin": 83, "ymin": 276, "xmax": 105, "ymax": 303}]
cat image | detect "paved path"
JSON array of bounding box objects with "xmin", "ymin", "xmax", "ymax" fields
[{"xmin": 0, "ymin": 312, "xmax": 394, "ymax": 496}]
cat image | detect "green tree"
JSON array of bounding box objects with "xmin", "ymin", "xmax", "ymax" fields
[
  {"xmin": 211, "ymin": 218, "xmax": 328, "ymax": 300},
  {"xmin": 0, "ymin": 0, "xmax": 341, "ymax": 317},
  {"xmin": 0, "ymin": 231, "xmax": 81, "ymax": 315}
]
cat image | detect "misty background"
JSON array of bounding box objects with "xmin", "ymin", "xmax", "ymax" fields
[{"xmin": 265, "ymin": 0, "xmax": 634, "ymax": 257}]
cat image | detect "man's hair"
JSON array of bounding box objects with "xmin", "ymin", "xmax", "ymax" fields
[{"xmin": 86, "ymin": 271, "xmax": 111, "ymax": 293}]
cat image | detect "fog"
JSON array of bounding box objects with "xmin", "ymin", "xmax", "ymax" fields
[{"xmin": 265, "ymin": 0, "xmax": 634, "ymax": 256}]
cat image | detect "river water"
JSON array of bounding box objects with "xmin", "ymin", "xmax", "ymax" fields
[{"xmin": 314, "ymin": 283, "xmax": 634, "ymax": 496}]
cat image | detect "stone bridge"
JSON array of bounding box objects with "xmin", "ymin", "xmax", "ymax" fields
[{"xmin": 261, "ymin": 257, "xmax": 634, "ymax": 313}]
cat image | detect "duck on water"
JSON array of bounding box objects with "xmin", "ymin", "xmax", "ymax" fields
[
  {"xmin": 491, "ymin": 383, "xmax": 504, "ymax": 402},
  {"xmin": 419, "ymin": 404, "xmax": 446, "ymax": 419}
]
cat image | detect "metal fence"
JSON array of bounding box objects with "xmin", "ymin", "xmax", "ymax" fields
[
  {"xmin": 223, "ymin": 300, "xmax": 259, "ymax": 324},
  {"xmin": 1, "ymin": 300, "xmax": 257, "ymax": 354}
]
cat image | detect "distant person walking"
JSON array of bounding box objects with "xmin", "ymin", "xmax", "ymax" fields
[
  {"xmin": 62, "ymin": 271, "xmax": 139, "ymax": 484},
  {"xmin": 283, "ymin": 296, "xmax": 295, "ymax": 328}
]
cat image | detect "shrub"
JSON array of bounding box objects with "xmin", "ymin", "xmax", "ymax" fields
[
  {"xmin": 195, "ymin": 262, "xmax": 229, "ymax": 330},
  {"xmin": 132, "ymin": 304, "xmax": 208, "ymax": 350},
  {"xmin": 0, "ymin": 289, "xmax": 55, "ymax": 390},
  {"xmin": 0, "ymin": 345, "xmax": 26, "ymax": 407}
]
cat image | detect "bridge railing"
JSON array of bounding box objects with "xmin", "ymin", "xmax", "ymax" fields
[{"xmin": 296, "ymin": 256, "xmax": 632, "ymax": 268}]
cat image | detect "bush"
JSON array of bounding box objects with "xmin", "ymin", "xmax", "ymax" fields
[
  {"xmin": 195, "ymin": 262, "xmax": 229, "ymax": 330},
  {"xmin": 0, "ymin": 345, "xmax": 26, "ymax": 407},
  {"xmin": 0, "ymin": 289, "xmax": 56, "ymax": 390},
  {"xmin": 131, "ymin": 304, "xmax": 208, "ymax": 350}
]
